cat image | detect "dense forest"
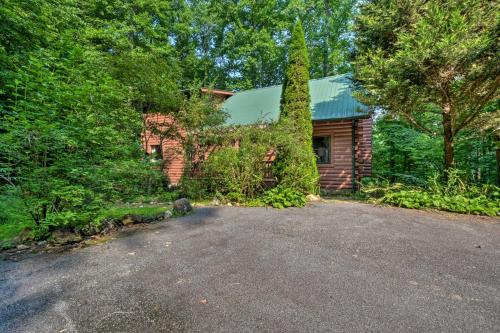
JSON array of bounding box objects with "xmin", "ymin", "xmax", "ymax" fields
[{"xmin": 0, "ymin": 0, "xmax": 499, "ymax": 246}]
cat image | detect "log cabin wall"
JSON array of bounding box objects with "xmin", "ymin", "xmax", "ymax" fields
[
  {"xmin": 142, "ymin": 113, "xmax": 185, "ymax": 184},
  {"xmin": 142, "ymin": 90, "xmax": 233, "ymax": 185},
  {"xmin": 143, "ymin": 113, "xmax": 372, "ymax": 189},
  {"xmin": 313, "ymin": 118, "xmax": 372, "ymax": 190},
  {"xmin": 357, "ymin": 118, "xmax": 373, "ymax": 178}
]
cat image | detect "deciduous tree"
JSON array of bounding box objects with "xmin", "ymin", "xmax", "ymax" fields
[{"xmin": 354, "ymin": 0, "xmax": 499, "ymax": 172}]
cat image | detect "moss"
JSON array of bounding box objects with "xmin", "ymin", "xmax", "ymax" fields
[{"xmin": 0, "ymin": 202, "xmax": 172, "ymax": 249}]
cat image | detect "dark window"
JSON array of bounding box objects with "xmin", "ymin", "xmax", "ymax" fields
[
  {"xmin": 150, "ymin": 145, "xmax": 163, "ymax": 161},
  {"xmin": 313, "ymin": 136, "xmax": 331, "ymax": 164}
]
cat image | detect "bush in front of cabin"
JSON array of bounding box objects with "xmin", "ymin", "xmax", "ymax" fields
[
  {"xmin": 261, "ymin": 186, "xmax": 307, "ymax": 209},
  {"xmin": 189, "ymin": 125, "xmax": 273, "ymax": 201},
  {"xmin": 179, "ymin": 122, "xmax": 314, "ymax": 209}
]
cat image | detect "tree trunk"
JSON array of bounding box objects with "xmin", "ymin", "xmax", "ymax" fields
[
  {"xmin": 442, "ymin": 105, "xmax": 454, "ymax": 174},
  {"xmin": 496, "ymin": 147, "xmax": 500, "ymax": 185},
  {"xmin": 389, "ymin": 139, "xmax": 396, "ymax": 183}
]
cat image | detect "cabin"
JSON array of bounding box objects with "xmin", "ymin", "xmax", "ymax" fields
[{"xmin": 143, "ymin": 74, "xmax": 372, "ymax": 191}]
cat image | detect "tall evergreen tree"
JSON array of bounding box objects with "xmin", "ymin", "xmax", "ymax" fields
[
  {"xmin": 280, "ymin": 21, "xmax": 312, "ymax": 138},
  {"xmin": 275, "ymin": 20, "xmax": 319, "ymax": 194}
]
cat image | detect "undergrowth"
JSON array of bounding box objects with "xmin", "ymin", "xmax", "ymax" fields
[
  {"xmin": 261, "ymin": 186, "xmax": 307, "ymax": 208},
  {"xmin": 360, "ymin": 169, "xmax": 500, "ymax": 216}
]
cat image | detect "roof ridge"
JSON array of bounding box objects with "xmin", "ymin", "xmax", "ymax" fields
[{"xmin": 233, "ymin": 84, "xmax": 281, "ymax": 95}]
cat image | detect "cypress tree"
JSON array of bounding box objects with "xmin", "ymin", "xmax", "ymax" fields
[{"xmin": 275, "ymin": 20, "xmax": 319, "ymax": 194}]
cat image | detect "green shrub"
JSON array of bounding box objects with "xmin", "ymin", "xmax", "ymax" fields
[
  {"xmin": 182, "ymin": 124, "xmax": 273, "ymax": 201},
  {"xmin": 162, "ymin": 190, "xmax": 181, "ymax": 202},
  {"xmin": 273, "ymin": 129, "xmax": 320, "ymax": 195},
  {"xmin": 0, "ymin": 194, "xmax": 35, "ymax": 248},
  {"xmin": 201, "ymin": 145, "xmax": 267, "ymax": 200},
  {"xmin": 97, "ymin": 160, "xmax": 169, "ymax": 202},
  {"xmin": 180, "ymin": 177, "xmax": 210, "ymax": 200},
  {"xmin": 381, "ymin": 190, "xmax": 499, "ymax": 216},
  {"xmin": 262, "ymin": 186, "xmax": 307, "ymax": 209},
  {"xmin": 360, "ymin": 170, "xmax": 500, "ymax": 216}
]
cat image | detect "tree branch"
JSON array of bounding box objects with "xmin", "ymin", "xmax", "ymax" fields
[{"xmin": 403, "ymin": 112, "xmax": 436, "ymax": 136}]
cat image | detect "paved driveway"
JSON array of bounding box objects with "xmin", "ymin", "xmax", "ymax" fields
[{"xmin": 1, "ymin": 202, "xmax": 499, "ymax": 332}]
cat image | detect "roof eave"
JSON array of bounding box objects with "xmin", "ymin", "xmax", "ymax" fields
[{"xmin": 312, "ymin": 114, "xmax": 371, "ymax": 122}]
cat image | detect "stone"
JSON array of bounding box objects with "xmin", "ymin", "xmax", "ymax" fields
[
  {"xmin": 173, "ymin": 198, "xmax": 192, "ymax": 214},
  {"xmin": 211, "ymin": 199, "xmax": 220, "ymax": 206},
  {"xmin": 162, "ymin": 210, "xmax": 173, "ymax": 219},
  {"xmin": 121, "ymin": 214, "xmax": 142, "ymax": 226},
  {"xmin": 306, "ymin": 194, "xmax": 321, "ymax": 202},
  {"xmin": 104, "ymin": 219, "xmax": 120, "ymax": 229},
  {"xmin": 36, "ymin": 241, "xmax": 47, "ymax": 246},
  {"xmin": 142, "ymin": 216, "xmax": 157, "ymax": 224},
  {"xmin": 99, "ymin": 219, "xmax": 120, "ymax": 235},
  {"xmin": 77, "ymin": 223, "xmax": 101, "ymax": 237},
  {"xmin": 50, "ymin": 229, "xmax": 83, "ymax": 245},
  {"xmin": 16, "ymin": 244, "xmax": 30, "ymax": 250}
]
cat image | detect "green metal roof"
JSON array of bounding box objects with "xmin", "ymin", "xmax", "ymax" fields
[{"xmin": 222, "ymin": 74, "xmax": 369, "ymax": 125}]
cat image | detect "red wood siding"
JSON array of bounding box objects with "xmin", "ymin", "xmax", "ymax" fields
[
  {"xmin": 357, "ymin": 118, "xmax": 372, "ymax": 177},
  {"xmin": 142, "ymin": 114, "xmax": 185, "ymax": 184},
  {"xmin": 141, "ymin": 88, "xmax": 233, "ymax": 184},
  {"xmin": 143, "ymin": 114, "xmax": 373, "ymax": 189},
  {"xmin": 313, "ymin": 118, "xmax": 372, "ymax": 190}
]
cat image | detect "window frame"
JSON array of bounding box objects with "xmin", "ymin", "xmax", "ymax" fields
[
  {"xmin": 150, "ymin": 144, "xmax": 163, "ymax": 161},
  {"xmin": 313, "ymin": 135, "xmax": 332, "ymax": 165}
]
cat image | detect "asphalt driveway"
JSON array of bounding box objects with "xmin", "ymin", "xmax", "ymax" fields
[{"xmin": 1, "ymin": 201, "xmax": 499, "ymax": 332}]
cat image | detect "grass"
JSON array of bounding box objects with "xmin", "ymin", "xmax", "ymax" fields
[
  {"xmin": 0, "ymin": 221, "xmax": 35, "ymax": 249},
  {"xmin": 0, "ymin": 197, "xmax": 172, "ymax": 249},
  {"xmin": 0, "ymin": 195, "xmax": 36, "ymax": 249},
  {"xmin": 97, "ymin": 204, "xmax": 171, "ymax": 220}
]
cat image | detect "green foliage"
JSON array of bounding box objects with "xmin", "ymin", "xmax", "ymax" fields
[
  {"xmin": 354, "ymin": 0, "xmax": 499, "ymax": 171},
  {"xmin": 183, "ymin": 0, "xmax": 356, "ymax": 89},
  {"xmin": 202, "ymin": 147, "xmax": 263, "ymax": 200},
  {"xmin": 261, "ymin": 186, "xmax": 307, "ymax": 209},
  {"xmin": 279, "ymin": 21, "xmax": 311, "ymax": 136},
  {"xmin": 177, "ymin": 86, "xmax": 228, "ymax": 177},
  {"xmin": 0, "ymin": 195, "xmax": 35, "ymax": 249},
  {"xmin": 179, "ymin": 178, "xmax": 210, "ymax": 201},
  {"xmin": 0, "ymin": 0, "xmax": 172, "ymax": 239},
  {"xmin": 361, "ymin": 170, "xmax": 500, "ymax": 216},
  {"xmin": 183, "ymin": 124, "xmax": 273, "ymax": 200},
  {"xmin": 0, "ymin": 0, "xmax": 357, "ymax": 243},
  {"xmin": 372, "ymin": 116, "xmax": 499, "ymax": 185},
  {"xmin": 382, "ymin": 191, "xmax": 499, "ymax": 217},
  {"xmin": 180, "ymin": 22, "xmax": 330, "ymax": 202},
  {"xmin": 275, "ymin": 21, "xmax": 319, "ymax": 194}
]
